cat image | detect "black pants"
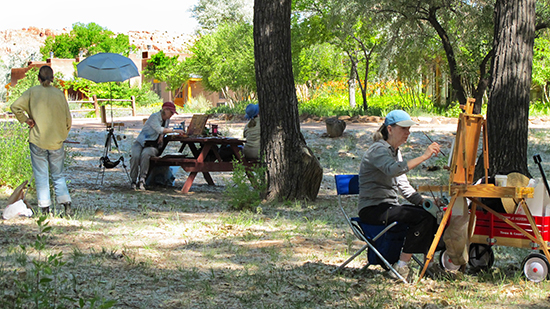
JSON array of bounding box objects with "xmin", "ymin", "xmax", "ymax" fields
[{"xmin": 359, "ymin": 203, "xmax": 437, "ymax": 254}]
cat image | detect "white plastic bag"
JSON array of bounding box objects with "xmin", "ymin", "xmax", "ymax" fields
[
  {"xmin": 3, "ymin": 180, "xmax": 32, "ymax": 220},
  {"xmin": 3, "ymin": 199, "xmax": 33, "ymax": 220}
]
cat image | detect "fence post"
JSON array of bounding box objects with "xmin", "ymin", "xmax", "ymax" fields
[
  {"xmin": 93, "ymin": 95, "xmax": 99, "ymax": 118},
  {"xmin": 131, "ymin": 95, "xmax": 136, "ymax": 116},
  {"xmin": 100, "ymin": 105, "xmax": 107, "ymax": 124}
]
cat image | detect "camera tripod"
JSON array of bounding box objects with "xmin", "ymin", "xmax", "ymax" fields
[{"xmin": 96, "ymin": 126, "xmax": 132, "ymax": 186}]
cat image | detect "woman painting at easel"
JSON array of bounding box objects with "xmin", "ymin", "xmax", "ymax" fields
[{"xmin": 358, "ymin": 110, "xmax": 442, "ymax": 281}]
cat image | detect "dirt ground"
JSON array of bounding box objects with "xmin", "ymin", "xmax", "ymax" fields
[
  {"xmin": 65, "ymin": 113, "xmax": 460, "ymax": 198},
  {"xmin": 3, "ymin": 114, "xmax": 550, "ymax": 308}
]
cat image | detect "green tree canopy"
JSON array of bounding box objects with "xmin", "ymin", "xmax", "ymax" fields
[
  {"xmin": 295, "ymin": 42, "xmax": 346, "ymax": 89},
  {"xmin": 142, "ymin": 51, "xmax": 190, "ymax": 98},
  {"xmin": 192, "ymin": 0, "xmax": 253, "ymax": 31},
  {"xmin": 40, "ymin": 22, "xmax": 134, "ymax": 60},
  {"xmin": 533, "ymin": 30, "xmax": 550, "ymax": 103},
  {"xmin": 186, "ymin": 22, "xmax": 255, "ymax": 104}
]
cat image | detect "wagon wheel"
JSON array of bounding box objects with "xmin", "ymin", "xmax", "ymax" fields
[
  {"xmin": 521, "ymin": 253, "xmax": 549, "ymax": 283},
  {"xmin": 439, "ymin": 250, "xmax": 461, "ymax": 271},
  {"xmin": 468, "ymin": 244, "xmax": 494, "ymax": 271}
]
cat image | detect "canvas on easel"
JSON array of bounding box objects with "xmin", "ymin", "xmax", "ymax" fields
[
  {"xmin": 417, "ymin": 98, "xmax": 539, "ymax": 283},
  {"xmin": 448, "ymin": 98, "xmax": 489, "ymax": 185},
  {"xmin": 187, "ymin": 114, "xmax": 209, "ymax": 136}
]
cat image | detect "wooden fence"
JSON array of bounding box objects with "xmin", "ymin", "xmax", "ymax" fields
[{"xmin": 69, "ymin": 95, "xmax": 136, "ymax": 122}]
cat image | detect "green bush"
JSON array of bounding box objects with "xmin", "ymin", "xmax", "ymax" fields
[
  {"xmin": 225, "ymin": 160, "xmax": 267, "ymax": 211},
  {"xmin": 530, "ymin": 101, "xmax": 550, "ymax": 116},
  {"xmin": 135, "ymin": 84, "xmax": 162, "ymax": 107},
  {"xmin": 182, "ymin": 95, "xmax": 213, "ymax": 113},
  {"xmin": 0, "ymin": 122, "xmax": 33, "ymax": 188},
  {"xmin": 208, "ymin": 100, "xmax": 254, "ymax": 115}
]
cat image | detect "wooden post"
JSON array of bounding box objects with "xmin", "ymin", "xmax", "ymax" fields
[
  {"xmin": 100, "ymin": 105, "xmax": 107, "ymax": 124},
  {"xmin": 131, "ymin": 95, "xmax": 136, "ymax": 116},
  {"xmin": 187, "ymin": 81, "xmax": 192, "ymax": 102},
  {"xmin": 93, "ymin": 95, "xmax": 99, "ymax": 118}
]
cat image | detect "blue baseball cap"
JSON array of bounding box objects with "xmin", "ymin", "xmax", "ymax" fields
[
  {"xmin": 245, "ymin": 104, "xmax": 259, "ymax": 120},
  {"xmin": 384, "ymin": 110, "xmax": 417, "ymax": 127}
]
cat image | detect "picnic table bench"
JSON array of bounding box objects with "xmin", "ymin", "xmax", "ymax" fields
[{"xmin": 148, "ymin": 134, "xmax": 258, "ymax": 193}]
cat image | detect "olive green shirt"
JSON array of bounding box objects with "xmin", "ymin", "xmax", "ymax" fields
[{"xmin": 11, "ymin": 84, "xmax": 72, "ymax": 150}]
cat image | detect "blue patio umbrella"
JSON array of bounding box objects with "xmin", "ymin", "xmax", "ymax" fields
[
  {"xmin": 76, "ymin": 53, "xmax": 139, "ymax": 83},
  {"xmin": 76, "ymin": 53, "xmax": 138, "ymax": 185}
]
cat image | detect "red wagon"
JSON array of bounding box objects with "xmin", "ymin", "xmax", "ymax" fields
[{"xmin": 465, "ymin": 209, "xmax": 550, "ymax": 282}]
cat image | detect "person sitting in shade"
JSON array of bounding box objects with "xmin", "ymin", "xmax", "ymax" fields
[
  {"xmin": 358, "ymin": 110, "xmax": 442, "ymax": 281},
  {"xmin": 130, "ymin": 102, "xmax": 185, "ymax": 190},
  {"xmin": 243, "ymin": 104, "xmax": 260, "ymax": 160}
]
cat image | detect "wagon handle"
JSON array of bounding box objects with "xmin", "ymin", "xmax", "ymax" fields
[{"xmin": 533, "ymin": 154, "xmax": 550, "ymax": 199}]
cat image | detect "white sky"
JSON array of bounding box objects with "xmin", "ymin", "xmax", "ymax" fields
[{"xmin": 1, "ymin": 0, "xmax": 200, "ymax": 35}]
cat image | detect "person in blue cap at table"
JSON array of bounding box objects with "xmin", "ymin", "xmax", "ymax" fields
[
  {"xmin": 243, "ymin": 104, "xmax": 260, "ymax": 160},
  {"xmin": 358, "ymin": 110, "xmax": 442, "ymax": 281}
]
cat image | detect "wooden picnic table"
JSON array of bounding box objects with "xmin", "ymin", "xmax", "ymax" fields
[{"xmin": 148, "ymin": 134, "xmax": 256, "ymax": 193}]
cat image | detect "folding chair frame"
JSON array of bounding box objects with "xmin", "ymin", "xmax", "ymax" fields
[{"xmin": 333, "ymin": 175, "xmax": 426, "ymax": 284}]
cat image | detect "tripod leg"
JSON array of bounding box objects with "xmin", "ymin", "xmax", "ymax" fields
[
  {"xmin": 96, "ymin": 165, "xmax": 105, "ymax": 187},
  {"xmin": 110, "ymin": 130, "xmax": 133, "ymax": 185},
  {"xmin": 101, "ymin": 166, "xmax": 106, "ymax": 186}
]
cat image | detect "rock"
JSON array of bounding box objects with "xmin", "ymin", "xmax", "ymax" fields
[{"xmin": 325, "ymin": 117, "xmax": 346, "ymax": 137}]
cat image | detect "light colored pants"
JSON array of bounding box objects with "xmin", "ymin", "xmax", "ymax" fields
[
  {"xmin": 130, "ymin": 141, "xmax": 159, "ymax": 183},
  {"xmin": 29, "ymin": 143, "xmax": 71, "ymax": 208}
]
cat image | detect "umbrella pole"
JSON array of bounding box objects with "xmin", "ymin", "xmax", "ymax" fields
[{"xmin": 109, "ymin": 82, "xmax": 114, "ymax": 127}]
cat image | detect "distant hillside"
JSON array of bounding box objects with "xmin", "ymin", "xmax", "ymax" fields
[
  {"xmin": 0, "ymin": 27, "xmax": 192, "ymax": 65},
  {"xmin": 0, "ymin": 27, "xmax": 193, "ymax": 101}
]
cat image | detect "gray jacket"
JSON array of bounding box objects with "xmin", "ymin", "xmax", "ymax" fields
[
  {"xmin": 136, "ymin": 111, "xmax": 170, "ymax": 147},
  {"xmin": 358, "ymin": 139, "xmax": 423, "ymax": 212}
]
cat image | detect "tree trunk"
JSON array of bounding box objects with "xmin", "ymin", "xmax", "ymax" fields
[
  {"xmin": 349, "ymin": 59, "xmax": 357, "ymax": 108},
  {"xmin": 426, "ymin": 6, "xmax": 492, "ymax": 114},
  {"xmin": 486, "ymin": 0, "xmax": 535, "ymax": 176},
  {"xmin": 426, "ymin": 7, "xmax": 468, "ymax": 108},
  {"xmin": 253, "ymin": 0, "xmax": 323, "ymax": 201}
]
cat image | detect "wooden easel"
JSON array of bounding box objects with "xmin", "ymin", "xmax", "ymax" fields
[{"xmin": 417, "ymin": 99, "xmax": 542, "ymax": 282}]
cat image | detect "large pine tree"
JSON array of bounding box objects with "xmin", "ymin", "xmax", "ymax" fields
[
  {"xmin": 253, "ymin": 0, "xmax": 323, "ymax": 200},
  {"xmin": 487, "ymin": 0, "xmax": 536, "ymax": 176}
]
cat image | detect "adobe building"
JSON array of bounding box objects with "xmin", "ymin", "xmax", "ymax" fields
[
  {"xmin": 141, "ymin": 50, "xmax": 227, "ymax": 107},
  {"xmin": 9, "ymin": 51, "xmax": 226, "ymax": 108}
]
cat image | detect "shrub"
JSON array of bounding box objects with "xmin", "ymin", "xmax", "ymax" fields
[
  {"xmin": 225, "ymin": 160, "xmax": 267, "ymax": 211},
  {"xmin": 0, "ymin": 122, "xmax": 33, "ymax": 188},
  {"xmin": 182, "ymin": 95, "xmax": 213, "ymax": 113},
  {"xmin": 208, "ymin": 100, "xmax": 254, "ymax": 115}
]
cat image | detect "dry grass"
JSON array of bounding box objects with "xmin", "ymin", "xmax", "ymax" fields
[{"xmin": 2, "ymin": 117, "xmax": 550, "ymax": 308}]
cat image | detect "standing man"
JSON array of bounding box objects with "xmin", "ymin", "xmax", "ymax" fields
[
  {"xmin": 130, "ymin": 101, "xmax": 184, "ymax": 190},
  {"xmin": 11, "ymin": 66, "xmax": 73, "ymax": 215}
]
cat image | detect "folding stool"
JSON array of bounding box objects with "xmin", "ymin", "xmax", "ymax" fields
[{"xmin": 333, "ymin": 174, "xmax": 425, "ymax": 283}]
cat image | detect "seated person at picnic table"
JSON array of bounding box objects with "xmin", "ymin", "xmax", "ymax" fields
[
  {"xmin": 130, "ymin": 102, "xmax": 184, "ymax": 190},
  {"xmin": 243, "ymin": 104, "xmax": 260, "ymax": 160},
  {"xmin": 358, "ymin": 110, "xmax": 441, "ymax": 280}
]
